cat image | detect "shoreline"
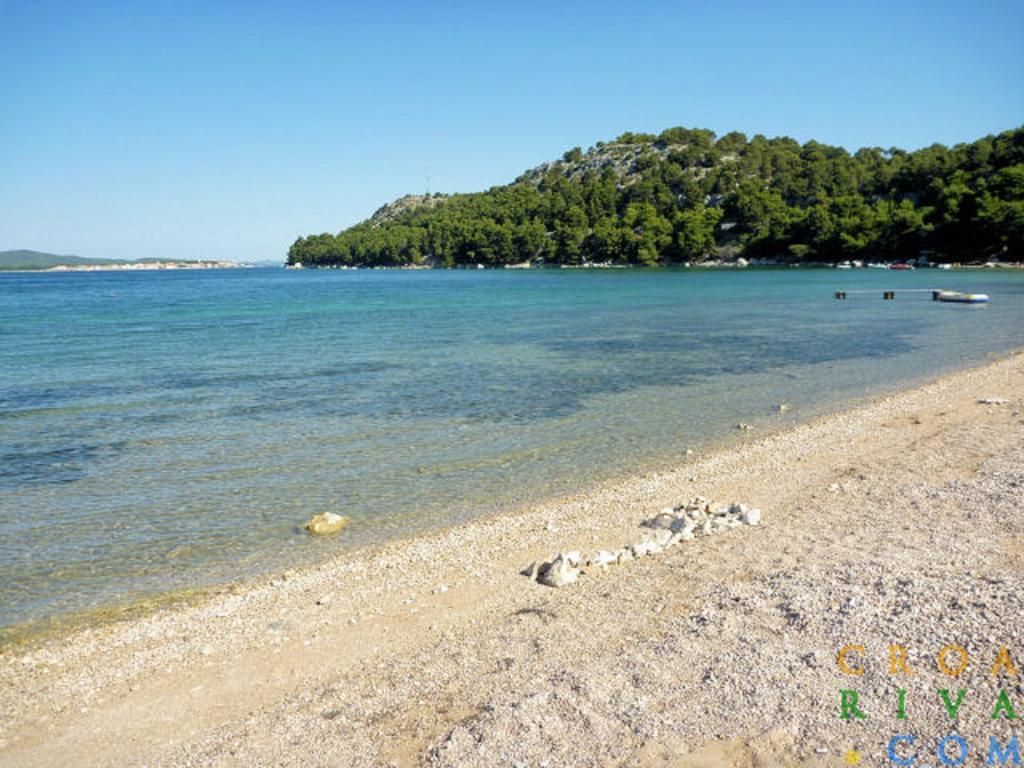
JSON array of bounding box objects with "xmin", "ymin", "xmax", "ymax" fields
[
  {"xmin": 0, "ymin": 262, "xmax": 250, "ymax": 273},
  {"xmin": 286, "ymin": 261, "xmax": 1024, "ymax": 270},
  {"xmin": 2, "ymin": 349, "xmax": 1022, "ymax": 766},
  {"xmin": 0, "ymin": 349, "xmax": 995, "ymax": 651}
]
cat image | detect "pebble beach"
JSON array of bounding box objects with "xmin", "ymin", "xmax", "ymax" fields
[{"xmin": 1, "ymin": 349, "xmax": 1022, "ymax": 767}]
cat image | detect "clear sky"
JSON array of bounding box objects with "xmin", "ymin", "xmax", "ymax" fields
[{"xmin": 2, "ymin": 0, "xmax": 1022, "ymax": 263}]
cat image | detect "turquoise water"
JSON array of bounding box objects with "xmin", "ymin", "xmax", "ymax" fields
[{"xmin": 1, "ymin": 267, "xmax": 1022, "ymax": 633}]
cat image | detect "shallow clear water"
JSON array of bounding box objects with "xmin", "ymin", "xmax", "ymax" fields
[{"xmin": 1, "ymin": 267, "xmax": 1021, "ymax": 632}]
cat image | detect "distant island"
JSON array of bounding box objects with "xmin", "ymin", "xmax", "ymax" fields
[
  {"xmin": 0, "ymin": 249, "xmax": 246, "ymax": 272},
  {"xmin": 287, "ymin": 126, "xmax": 1023, "ymax": 269}
]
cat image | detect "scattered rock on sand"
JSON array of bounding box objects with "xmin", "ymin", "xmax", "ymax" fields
[
  {"xmin": 978, "ymin": 397, "xmax": 1010, "ymax": 405},
  {"xmin": 737, "ymin": 422, "xmax": 752, "ymax": 430},
  {"xmin": 742, "ymin": 507, "xmax": 762, "ymax": 525},
  {"xmin": 527, "ymin": 496, "xmax": 763, "ymax": 586},
  {"xmin": 644, "ymin": 510, "xmax": 677, "ymax": 530},
  {"xmin": 669, "ymin": 517, "xmax": 695, "ymax": 535},
  {"xmin": 591, "ymin": 550, "xmax": 619, "ymax": 569},
  {"xmin": 776, "ymin": 403, "xmax": 792, "ymax": 412},
  {"xmin": 631, "ymin": 540, "xmax": 663, "ymax": 558},
  {"xmin": 304, "ymin": 512, "xmax": 351, "ymax": 536},
  {"xmin": 537, "ymin": 552, "xmax": 582, "ymax": 587}
]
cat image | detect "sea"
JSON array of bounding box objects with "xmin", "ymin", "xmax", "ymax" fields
[{"xmin": 1, "ymin": 266, "xmax": 1022, "ymax": 639}]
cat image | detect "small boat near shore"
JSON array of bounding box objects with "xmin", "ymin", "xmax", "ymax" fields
[{"xmin": 934, "ymin": 290, "xmax": 990, "ymax": 304}]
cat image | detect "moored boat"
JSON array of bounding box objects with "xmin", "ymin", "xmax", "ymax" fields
[{"xmin": 934, "ymin": 290, "xmax": 990, "ymax": 304}]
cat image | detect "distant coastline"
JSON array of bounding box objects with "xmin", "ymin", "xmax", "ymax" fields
[
  {"xmin": 26, "ymin": 260, "xmax": 249, "ymax": 273},
  {"xmin": 0, "ymin": 249, "xmax": 252, "ymax": 272}
]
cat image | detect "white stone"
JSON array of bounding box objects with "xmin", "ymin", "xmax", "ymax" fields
[
  {"xmin": 592, "ymin": 550, "xmax": 619, "ymax": 568},
  {"xmin": 668, "ymin": 530, "xmax": 694, "ymax": 546},
  {"xmin": 650, "ymin": 529, "xmax": 673, "ymax": 547},
  {"xmin": 538, "ymin": 553, "xmax": 582, "ymax": 587},
  {"xmin": 742, "ymin": 507, "xmax": 762, "ymax": 526},
  {"xmin": 631, "ymin": 540, "xmax": 663, "ymax": 557},
  {"xmin": 646, "ymin": 512, "xmax": 677, "ymax": 530}
]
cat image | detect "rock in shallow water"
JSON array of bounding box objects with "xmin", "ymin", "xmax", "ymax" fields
[{"xmin": 304, "ymin": 512, "xmax": 351, "ymax": 536}]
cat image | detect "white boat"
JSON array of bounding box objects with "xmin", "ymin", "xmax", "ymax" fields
[
  {"xmin": 835, "ymin": 262, "xmax": 852, "ymax": 269},
  {"xmin": 935, "ymin": 290, "xmax": 990, "ymax": 304},
  {"xmin": 867, "ymin": 263, "xmax": 888, "ymax": 269}
]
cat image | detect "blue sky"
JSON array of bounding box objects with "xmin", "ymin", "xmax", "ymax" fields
[{"xmin": 2, "ymin": 1, "xmax": 1022, "ymax": 263}]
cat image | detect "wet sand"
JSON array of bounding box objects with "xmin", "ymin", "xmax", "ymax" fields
[{"xmin": 1, "ymin": 350, "xmax": 1022, "ymax": 767}]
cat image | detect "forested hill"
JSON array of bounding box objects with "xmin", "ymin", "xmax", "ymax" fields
[
  {"xmin": 287, "ymin": 126, "xmax": 1024, "ymax": 268},
  {"xmin": 0, "ymin": 250, "xmax": 121, "ymax": 270}
]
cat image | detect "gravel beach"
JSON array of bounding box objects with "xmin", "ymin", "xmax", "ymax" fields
[{"xmin": 2, "ymin": 350, "xmax": 1022, "ymax": 767}]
